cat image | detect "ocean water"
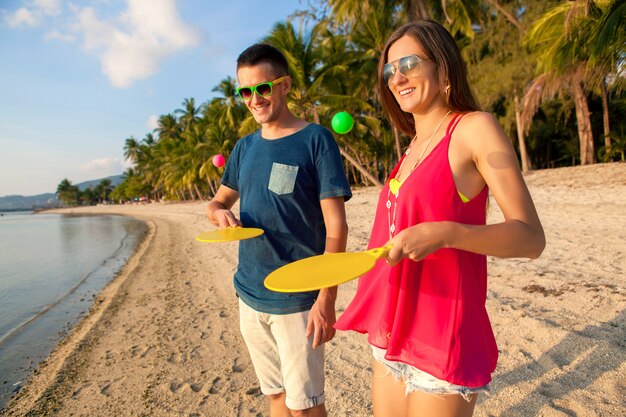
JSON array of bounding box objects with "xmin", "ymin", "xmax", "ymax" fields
[{"xmin": 0, "ymin": 211, "xmax": 146, "ymax": 410}]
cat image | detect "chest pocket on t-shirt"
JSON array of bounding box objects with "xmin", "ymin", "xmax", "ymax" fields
[{"xmin": 268, "ymin": 162, "xmax": 298, "ymax": 195}]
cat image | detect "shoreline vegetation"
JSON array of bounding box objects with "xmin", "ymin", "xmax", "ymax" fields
[
  {"xmin": 2, "ymin": 163, "xmax": 625, "ymax": 417},
  {"xmin": 74, "ymin": 1, "xmax": 624, "ymax": 207}
]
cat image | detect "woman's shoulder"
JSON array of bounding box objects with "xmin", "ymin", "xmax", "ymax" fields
[
  {"xmin": 455, "ymin": 111, "xmax": 503, "ymax": 138},
  {"xmin": 454, "ymin": 111, "xmax": 512, "ymax": 153},
  {"xmin": 457, "ymin": 111, "xmax": 498, "ymax": 128}
]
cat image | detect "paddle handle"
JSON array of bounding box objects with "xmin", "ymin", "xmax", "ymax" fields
[{"xmin": 367, "ymin": 245, "xmax": 393, "ymax": 259}]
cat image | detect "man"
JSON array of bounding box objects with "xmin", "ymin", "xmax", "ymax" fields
[{"xmin": 206, "ymin": 43, "xmax": 351, "ymax": 417}]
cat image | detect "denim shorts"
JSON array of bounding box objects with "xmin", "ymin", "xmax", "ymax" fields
[
  {"xmin": 238, "ymin": 298, "xmax": 325, "ymax": 410},
  {"xmin": 372, "ymin": 346, "xmax": 489, "ymax": 401}
]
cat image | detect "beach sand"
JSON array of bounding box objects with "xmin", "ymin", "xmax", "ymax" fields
[{"xmin": 2, "ymin": 162, "xmax": 625, "ymax": 417}]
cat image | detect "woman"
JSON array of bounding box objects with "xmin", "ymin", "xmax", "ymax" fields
[{"xmin": 334, "ymin": 20, "xmax": 545, "ymax": 417}]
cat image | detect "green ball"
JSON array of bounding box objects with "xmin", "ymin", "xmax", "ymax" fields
[{"xmin": 331, "ymin": 111, "xmax": 354, "ymax": 134}]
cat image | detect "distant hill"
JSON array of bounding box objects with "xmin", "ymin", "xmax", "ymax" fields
[
  {"xmin": 0, "ymin": 175, "xmax": 124, "ymax": 211},
  {"xmin": 75, "ymin": 174, "xmax": 124, "ymax": 191},
  {"xmin": 0, "ymin": 193, "xmax": 60, "ymax": 211}
]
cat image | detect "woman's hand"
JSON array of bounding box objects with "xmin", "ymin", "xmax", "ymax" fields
[{"xmin": 386, "ymin": 222, "xmax": 453, "ymax": 266}]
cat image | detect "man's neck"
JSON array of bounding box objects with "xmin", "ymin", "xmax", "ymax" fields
[{"xmin": 261, "ymin": 112, "xmax": 309, "ymax": 140}]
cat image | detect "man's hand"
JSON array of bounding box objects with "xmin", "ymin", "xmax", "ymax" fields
[
  {"xmin": 207, "ymin": 185, "xmax": 241, "ymax": 228},
  {"xmin": 305, "ymin": 288, "xmax": 337, "ymax": 349},
  {"xmin": 211, "ymin": 208, "xmax": 242, "ymax": 228}
]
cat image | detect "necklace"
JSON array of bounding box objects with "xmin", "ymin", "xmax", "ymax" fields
[{"xmin": 386, "ymin": 110, "xmax": 452, "ymax": 239}]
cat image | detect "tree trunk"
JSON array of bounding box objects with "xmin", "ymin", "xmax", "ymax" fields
[
  {"xmin": 349, "ymin": 163, "xmax": 358, "ymax": 186},
  {"xmin": 600, "ymin": 79, "xmax": 611, "ymax": 156},
  {"xmin": 393, "ymin": 126, "xmax": 402, "ymax": 160},
  {"xmin": 339, "ymin": 147, "xmax": 382, "ymax": 187},
  {"xmin": 514, "ymin": 93, "xmax": 532, "ymax": 171},
  {"xmin": 194, "ymin": 183, "xmax": 204, "ymax": 201},
  {"xmin": 206, "ymin": 176, "xmax": 216, "ymax": 197},
  {"xmin": 312, "ymin": 108, "xmax": 321, "ymax": 125},
  {"xmin": 311, "ymin": 104, "xmax": 380, "ymax": 185},
  {"xmin": 485, "ymin": 0, "xmax": 523, "ymax": 30},
  {"xmin": 572, "ymin": 79, "xmax": 595, "ymax": 165}
]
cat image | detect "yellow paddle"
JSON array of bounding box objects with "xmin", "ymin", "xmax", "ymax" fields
[
  {"xmin": 195, "ymin": 227, "xmax": 264, "ymax": 243},
  {"xmin": 264, "ymin": 245, "xmax": 392, "ymax": 293}
]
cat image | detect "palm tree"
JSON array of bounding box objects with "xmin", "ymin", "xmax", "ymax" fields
[
  {"xmin": 465, "ymin": 0, "xmax": 556, "ymax": 171},
  {"xmin": 264, "ymin": 19, "xmax": 382, "ymax": 185},
  {"xmin": 330, "ymin": 0, "xmax": 484, "ymax": 37},
  {"xmin": 175, "ymin": 98, "xmax": 200, "ymax": 131},
  {"xmin": 123, "ymin": 136, "xmax": 141, "ymax": 165},
  {"xmin": 208, "ymin": 76, "xmax": 247, "ymax": 134},
  {"xmin": 94, "ymin": 179, "xmax": 113, "ymax": 203},
  {"xmin": 56, "ymin": 178, "xmax": 79, "ymax": 206},
  {"xmin": 523, "ymin": 1, "xmax": 605, "ymax": 165},
  {"xmin": 585, "ymin": 0, "xmax": 626, "ymax": 158},
  {"xmin": 156, "ymin": 113, "xmax": 181, "ymax": 142}
]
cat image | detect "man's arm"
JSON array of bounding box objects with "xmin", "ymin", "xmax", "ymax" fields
[
  {"xmin": 207, "ymin": 185, "xmax": 242, "ymax": 228},
  {"xmin": 306, "ymin": 196, "xmax": 348, "ymax": 348}
]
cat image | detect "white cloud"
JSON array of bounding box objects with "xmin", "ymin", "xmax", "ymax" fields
[
  {"xmin": 34, "ymin": 0, "xmax": 61, "ymax": 16},
  {"xmin": 44, "ymin": 29, "xmax": 75, "ymax": 42},
  {"xmin": 5, "ymin": 8, "xmax": 39, "ymax": 27},
  {"xmin": 72, "ymin": 0, "xmax": 201, "ymax": 88},
  {"xmin": 80, "ymin": 157, "xmax": 126, "ymax": 176},
  {"xmin": 3, "ymin": 0, "xmax": 61, "ymax": 27},
  {"xmin": 146, "ymin": 114, "xmax": 159, "ymax": 131}
]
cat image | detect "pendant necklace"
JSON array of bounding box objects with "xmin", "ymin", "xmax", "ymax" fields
[{"xmin": 386, "ymin": 110, "xmax": 451, "ymax": 239}]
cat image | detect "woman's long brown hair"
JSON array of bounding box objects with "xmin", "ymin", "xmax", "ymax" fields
[{"xmin": 378, "ymin": 20, "xmax": 481, "ymax": 137}]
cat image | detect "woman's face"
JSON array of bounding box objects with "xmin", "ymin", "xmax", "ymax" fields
[{"xmin": 385, "ymin": 35, "xmax": 444, "ymax": 115}]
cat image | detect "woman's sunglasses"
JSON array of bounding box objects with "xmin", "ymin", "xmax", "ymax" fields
[
  {"xmin": 383, "ymin": 55, "xmax": 430, "ymax": 86},
  {"xmin": 235, "ymin": 76, "xmax": 287, "ymax": 100}
]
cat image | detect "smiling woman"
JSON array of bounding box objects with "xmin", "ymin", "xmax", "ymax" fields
[{"xmin": 335, "ymin": 20, "xmax": 545, "ymax": 417}]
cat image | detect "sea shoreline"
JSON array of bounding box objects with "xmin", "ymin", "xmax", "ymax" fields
[
  {"xmin": 0, "ymin": 214, "xmax": 151, "ymax": 413},
  {"xmin": 2, "ymin": 163, "xmax": 625, "ymax": 417}
]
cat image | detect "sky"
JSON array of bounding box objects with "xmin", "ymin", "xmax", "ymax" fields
[{"xmin": 0, "ymin": 0, "xmax": 310, "ymax": 197}]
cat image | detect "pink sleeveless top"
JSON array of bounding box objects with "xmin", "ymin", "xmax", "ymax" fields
[{"xmin": 335, "ymin": 113, "xmax": 498, "ymax": 387}]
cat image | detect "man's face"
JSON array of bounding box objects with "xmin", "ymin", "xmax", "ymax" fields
[{"xmin": 236, "ymin": 63, "xmax": 289, "ymax": 126}]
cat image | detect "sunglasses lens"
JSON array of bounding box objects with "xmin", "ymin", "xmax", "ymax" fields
[
  {"xmin": 383, "ymin": 64, "xmax": 395, "ymax": 85},
  {"xmin": 238, "ymin": 87, "xmax": 253, "ymax": 100},
  {"xmin": 256, "ymin": 82, "xmax": 273, "ymax": 97},
  {"xmin": 399, "ymin": 55, "xmax": 421, "ymax": 78}
]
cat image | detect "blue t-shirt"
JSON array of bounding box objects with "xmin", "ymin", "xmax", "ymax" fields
[{"xmin": 221, "ymin": 123, "xmax": 352, "ymax": 314}]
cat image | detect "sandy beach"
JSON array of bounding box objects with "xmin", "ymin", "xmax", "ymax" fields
[{"xmin": 2, "ymin": 162, "xmax": 625, "ymax": 417}]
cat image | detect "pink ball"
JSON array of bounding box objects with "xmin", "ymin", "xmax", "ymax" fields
[{"xmin": 212, "ymin": 154, "xmax": 225, "ymax": 168}]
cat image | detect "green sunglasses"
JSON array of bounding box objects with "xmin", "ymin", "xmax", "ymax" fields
[
  {"xmin": 383, "ymin": 54, "xmax": 430, "ymax": 86},
  {"xmin": 235, "ymin": 76, "xmax": 287, "ymax": 100}
]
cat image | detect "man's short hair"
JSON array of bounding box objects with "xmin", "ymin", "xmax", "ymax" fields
[{"xmin": 237, "ymin": 43, "xmax": 289, "ymax": 77}]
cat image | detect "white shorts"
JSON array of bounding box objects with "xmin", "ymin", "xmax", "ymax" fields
[
  {"xmin": 372, "ymin": 346, "xmax": 489, "ymax": 401},
  {"xmin": 238, "ymin": 298, "xmax": 325, "ymax": 410}
]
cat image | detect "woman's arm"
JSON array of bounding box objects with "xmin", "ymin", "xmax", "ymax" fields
[{"xmin": 387, "ymin": 112, "xmax": 545, "ymax": 265}]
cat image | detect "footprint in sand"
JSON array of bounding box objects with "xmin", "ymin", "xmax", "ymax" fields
[
  {"xmin": 190, "ymin": 346, "xmax": 202, "ymax": 359},
  {"xmin": 71, "ymin": 382, "xmax": 93, "ymax": 399},
  {"xmin": 99, "ymin": 376, "xmax": 125, "ymax": 396},
  {"xmin": 208, "ymin": 376, "xmax": 223, "ymax": 394},
  {"xmin": 232, "ymin": 358, "xmax": 245, "ymax": 373},
  {"xmin": 170, "ymin": 381, "xmax": 183, "ymax": 393}
]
